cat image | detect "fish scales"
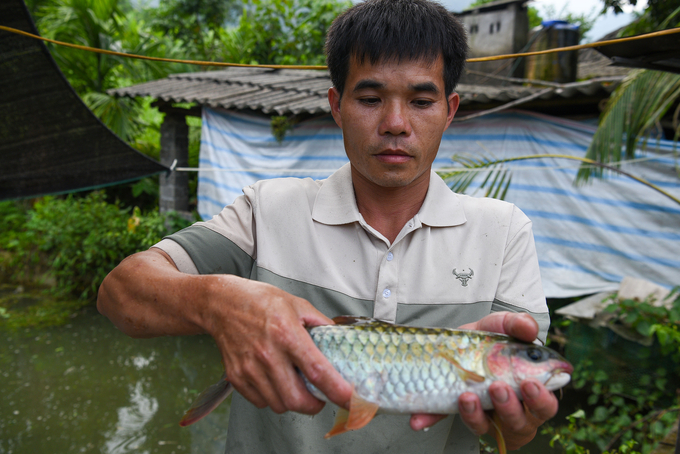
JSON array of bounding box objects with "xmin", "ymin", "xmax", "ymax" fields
[
  {"xmin": 180, "ymin": 316, "xmax": 572, "ymax": 447},
  {"xmin": 305, "ymin": 319, "xmax": 571, "ymax": 415}
]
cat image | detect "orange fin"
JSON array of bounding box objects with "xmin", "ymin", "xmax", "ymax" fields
[
  {"xmin": 324, "ymin": 392, "xmax": 380, "ymax": 438},
  {"xmin": 179, "ymin": 373, "xmax": 233, "ymax": 427},
  {"xmin": 489, "ymin": 412, "xmax": 507, "ymax": 454},
  {"xmin": 346, "ymin": 392, "xmax": 380, "ymax": 430},
  {"xmin": 324, "ymin": 407, "xmax": 351, "ymax": 438},
  {"xmin": 436, "ymin": 350, "xmax": 485, "ymax": 383}
]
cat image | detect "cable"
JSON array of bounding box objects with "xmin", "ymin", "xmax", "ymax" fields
[{"xmin": 1, "ymin": 24, "xmax": 679, "ymax": 69}]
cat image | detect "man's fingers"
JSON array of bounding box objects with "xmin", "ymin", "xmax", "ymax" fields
[
  {"xmin": 294, "ymin": 336, "xmax": 353, "ymax": 409},
  {"xmin": 521, "ymin": 379, "xmax": 559, "ymax": 421},
  {"xmin": 409, "ymin": 413, "xmax": 447, "ymax": 431},
  {"xmin": 457, "ymin": 393, "xmax": 489, "ymax": 436},
  {"xmin": 266, "ymin": 357, "xmax": 326, "ymax": 415},
  {"xmin": 459, "ymin": 312, "xmax": 538, "ymax": 342},
  {"xmin": 488, "ymin": 382, "xmax": 527, "ymax": 432}
]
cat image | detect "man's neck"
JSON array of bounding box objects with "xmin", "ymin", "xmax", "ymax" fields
[{"xmin": 351, "ymin": 168, "xmax": 430, "ymax": 244}]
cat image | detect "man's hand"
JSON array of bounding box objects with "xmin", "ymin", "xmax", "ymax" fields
[
  {"xmin": 409, "ymin": 312, "xmax": 559, "ymax": 451},
  {"xmin": 203, "ymin": 276, "xmax": 354, "ymax": 415},
  {"xmin": 98, "ymin": 248, "xmax": 353, "ymax": 417}
]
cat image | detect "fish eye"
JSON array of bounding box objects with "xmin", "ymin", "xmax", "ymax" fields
[{"xmin": 524, "ymin": 347, "xmax": 544, "ymax": 362}]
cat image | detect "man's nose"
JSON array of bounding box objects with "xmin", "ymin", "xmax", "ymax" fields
[{"xmin": 379, "ymin": 101, "xmax": 412, "ymax": 136}]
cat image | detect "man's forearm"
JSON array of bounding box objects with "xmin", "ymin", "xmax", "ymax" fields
[{"xmin": 96, "ymin": 249, "xmax": 214, "ymax": 338}]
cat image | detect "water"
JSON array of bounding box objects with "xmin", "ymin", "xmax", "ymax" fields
[
  {"xmin": 0, "ymin": 306, "xmax": 229, "ymax": 454},
  {"xmin": 0, "ymin": 306, "xmax": 564, "ymax": 454}
]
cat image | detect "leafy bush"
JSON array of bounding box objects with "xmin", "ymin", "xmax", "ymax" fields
[
  {"xmin": 0, "ymin": 192, "xmax": 192, "ymax": 301},
  {"xmin": 544, "ymin": 289, "xmax": 680, "ymax": 454}
]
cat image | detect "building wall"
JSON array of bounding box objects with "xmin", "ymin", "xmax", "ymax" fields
[{"xmin": 457, "ymin": 2, "xmax": 529, "ymax": 84}]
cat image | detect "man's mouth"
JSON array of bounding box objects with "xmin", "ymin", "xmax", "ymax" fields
[{"xmin": 375, "ymin": 150, "xmax": 412, "ymax": 164}]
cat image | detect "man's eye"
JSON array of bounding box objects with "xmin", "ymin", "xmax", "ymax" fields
[
  {"xmin": 413, "ymin": 99, "xmax": 433, "ymax": 108},
  {"xmin": 360, "ymin": 97, "xmax": 380, "ymax": 105}
]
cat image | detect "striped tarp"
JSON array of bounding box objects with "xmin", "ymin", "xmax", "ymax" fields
[{"xmin": 198, "ymin": 107, "xmax": 680, "ymax": 298}]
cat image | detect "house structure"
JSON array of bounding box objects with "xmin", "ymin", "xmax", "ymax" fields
[
  {"xmin": 108, "ymin": 24, "xmax": 680, "ymax": 300},
  {"xmin": 455, "ymin": 0, "xmax": 530, "ymax": 84}
]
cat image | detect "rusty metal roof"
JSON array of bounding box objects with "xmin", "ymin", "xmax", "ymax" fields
[{"xmin": 110, "ymin": 60, "xmax": 625, "ymax": 116}]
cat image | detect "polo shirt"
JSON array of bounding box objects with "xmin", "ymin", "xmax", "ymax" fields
[{"xmin": 155, "ymin": 163, "xmax": 549, "ymax": 454}]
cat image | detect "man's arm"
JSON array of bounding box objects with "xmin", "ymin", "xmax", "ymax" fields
[
  {"xmin": 409, "ymin": 312, "xmax": 559, "ymax": 450},
  {"xmin": 97, "ymin": 248, "xmax": 353, "ymax": 414}
]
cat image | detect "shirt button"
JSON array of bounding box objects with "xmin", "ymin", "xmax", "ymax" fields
[
  {"xmin": 407, "ymin": 222, "xmax": 413, "ymax": 228},
  {"xmin": 382, "ymin": 288, "xmax": 391, "ymax": 298},
  {"xmin": 386, "ymin": 252, "xmax": 394, "ymax": 261}
]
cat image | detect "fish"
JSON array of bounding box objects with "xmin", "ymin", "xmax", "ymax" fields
[{"xmin": 179, "ymin": 316, "xmax": 573, "ymax": 453}]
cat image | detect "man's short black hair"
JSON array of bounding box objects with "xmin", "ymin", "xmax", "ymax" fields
[{"xmin": 325, "ymin": 0, "xmax": 468, "ymax": 98}]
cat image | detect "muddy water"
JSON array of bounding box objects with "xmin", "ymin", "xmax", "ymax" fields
[
  {"xmin": 0, "ymin": 306, "xmax": 562, "ymax": 454},
  {"xmin": 0, "ymin": 306, "xmax": 228, "ymax": 454}
]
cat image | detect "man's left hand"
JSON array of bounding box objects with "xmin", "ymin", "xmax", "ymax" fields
[{"xmin": 409, "ymin": 312, "xmax": 559, "ymax": 451}]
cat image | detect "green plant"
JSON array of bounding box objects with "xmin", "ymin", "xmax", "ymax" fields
[
  {"xmin": 544, "ymin": 289, "xmax": 680, "ymax": 454},
  {"xmin": 0, "ymin": 192, "xmax": 192, "ymax": 301}
]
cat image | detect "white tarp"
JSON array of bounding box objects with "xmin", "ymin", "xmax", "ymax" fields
[{"xmin": 198, "ymin": 107, "xmax": 680, "ymax": 298}]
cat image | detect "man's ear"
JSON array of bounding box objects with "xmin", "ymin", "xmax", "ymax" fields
[
  {"xmin": 446, "ymin": 92, "xmax": 460, "ymax": 127},
  {"xmin": 328, "ymin": 87, "xmax": 343, "ymax": 128}
]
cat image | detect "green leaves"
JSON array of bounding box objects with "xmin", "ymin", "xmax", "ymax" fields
[
  {"xmin": 0, "ymin": 193, "xmax": 192, "ymax": 302},
  {"xmin": 576, "ymin": 70, "xmax": 680, "ymax": 184},
  {"xmin": 438, "ymin": 154, "xmax": 512, "ymax": 199}
]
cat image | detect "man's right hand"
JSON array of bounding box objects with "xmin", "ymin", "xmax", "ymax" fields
[
  {"xmin": 202, "ymin": 275, "xmax": 353, "ymax": 414},
  {"xmin": 97, "ymin": 248, "xmax": 352, "ymax": 415}
]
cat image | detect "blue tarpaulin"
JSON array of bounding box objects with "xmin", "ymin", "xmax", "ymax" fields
[{"xmin": 198, "ymin": 107, "xmax": 680, "ymax": 298}]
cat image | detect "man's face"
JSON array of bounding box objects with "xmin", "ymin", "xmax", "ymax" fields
[{"xmin": 328, "ymin": 56, "xmax": 459, "ymax": 190}]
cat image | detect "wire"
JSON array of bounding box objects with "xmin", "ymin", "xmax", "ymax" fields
[{"xmin": 1, "ymin": 24, "xmax": 680, "ymax": 69}]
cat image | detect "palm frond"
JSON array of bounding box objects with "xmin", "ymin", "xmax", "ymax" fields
[
  {"xmin": 576, "ymin": 70, "xmax": 680, "ymax": 183},
  {"xmin": 438, "ymin": 154, "xmax": 512, "ymax": 199}
]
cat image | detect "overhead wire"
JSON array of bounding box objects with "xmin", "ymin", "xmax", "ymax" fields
[{"xmin": 1, "ymin": 24, "xmax": 679, "ymax": 68}]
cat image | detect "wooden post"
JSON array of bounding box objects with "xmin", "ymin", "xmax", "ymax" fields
[{"xmin": 159, "ymin": 110, "xmax": 189, "ymax": 215}]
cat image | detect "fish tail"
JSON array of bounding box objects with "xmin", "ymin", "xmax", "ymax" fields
[{"xmin": 179, "ymin": 372, "xmax": 233, "ymax": 427}]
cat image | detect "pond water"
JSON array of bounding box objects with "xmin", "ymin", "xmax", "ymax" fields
[{"xmin": 0, "ymin": 306, "xmax": 564, "ymax": 454}]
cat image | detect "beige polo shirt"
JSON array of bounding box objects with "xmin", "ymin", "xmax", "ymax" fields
[{"xmin": 155, "ymin": 163, "xmax": 548, "ymax": 454}]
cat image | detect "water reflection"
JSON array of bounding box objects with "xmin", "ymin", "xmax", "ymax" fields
[{"xmin": 0, "ymin": 306, "xmax": 229, "ymax": 454}]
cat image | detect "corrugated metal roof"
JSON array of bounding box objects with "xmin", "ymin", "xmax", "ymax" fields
[{"xmin": 110, "ymin": 63, "xmax": 624, "ymax": 116}]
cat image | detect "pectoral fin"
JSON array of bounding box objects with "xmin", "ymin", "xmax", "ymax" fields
[
  {"xmin": 324, "ymin": 392, "xmax": 380, "ymax": 438},
  {"xmin": 489, "ymin": 412, "xmax": 507, "ymax": 454},
  {"xmin": 179, "ymin": 373, "xmax": 233, "ymax": 427},
  {"xmin": 436, "ymin": 350, "xmax": 485, "ymax": 383}
]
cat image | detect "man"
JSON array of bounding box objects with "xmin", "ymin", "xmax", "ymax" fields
[{"xmin": 97, "ymin": 0, "xmax": 558, "ymax": 453}]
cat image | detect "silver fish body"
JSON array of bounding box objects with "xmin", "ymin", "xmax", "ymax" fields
[{"xmin": 304, "ymin": 318, "xmax": 572, "ymax": 415}]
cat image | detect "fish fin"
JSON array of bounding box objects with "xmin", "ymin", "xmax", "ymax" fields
[
  {"xmin": 332, "ymin": 315, "xmax": 381, "ymax": 326},
  {"xmin": 324, "ymin": 392, "xmax": 380, "ymax": 438},
  {"xmin": 436, "ymin": 350, "xmax": 485, "ymax": 383},
  {"xmin": 179, "ymin": 373, "xmax": 233, "ymax": 427},
  {"xmin": 346, "ymin": 392, "xmax": 380, "ymax": 431},
  {"xmin": 324, "ymin": 407, "xmax": 351, "ymax": 438},
  {"xmin": 489, "ymin": 412, "xmax": 507, "ymax": 454}
]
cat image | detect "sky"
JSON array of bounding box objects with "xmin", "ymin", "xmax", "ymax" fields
[{"xmin": 438, "ymin": 0, "xmax": 649, "ymax": 42}]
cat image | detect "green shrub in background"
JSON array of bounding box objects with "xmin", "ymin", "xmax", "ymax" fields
[
  {"xmin": 0, "ymin": 192, "xmax": 193, "ymax": 301},
  {"xmin": 543, "ymin": 289, "xmax": 680, "ymax": 454}
]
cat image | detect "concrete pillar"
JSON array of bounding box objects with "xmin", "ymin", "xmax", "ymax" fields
[{"xmin": 159, "ymin": 111, "xmax": 189, "ymax": 214}]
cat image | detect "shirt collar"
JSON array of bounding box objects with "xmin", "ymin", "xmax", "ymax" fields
[{"xmin": 312, "ymin": 163, "xmax": 467, "ymax": 227}]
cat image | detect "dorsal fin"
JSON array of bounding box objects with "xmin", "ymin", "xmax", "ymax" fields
[{"xmin": 332, "ymin": 315, "xmax": 383, "ymax": 326}]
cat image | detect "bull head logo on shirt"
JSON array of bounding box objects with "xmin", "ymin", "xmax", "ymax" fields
[{"xmin": 452, "ymin": 268, "xmax": 474, "ymax": 287}]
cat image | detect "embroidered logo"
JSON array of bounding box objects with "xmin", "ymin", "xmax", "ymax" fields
[{"xmin": 452, "ymin": 268, "xmax": 474, "ymax": 287}]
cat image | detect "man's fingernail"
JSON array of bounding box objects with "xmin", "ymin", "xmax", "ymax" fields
[
  {"xmin": 491, "ymin": 387, "xmax": 509, "ymax": 403},
  {"xmin": 523, "ymin": 381, "xmax": 540, "ymax": 399},
  {"xmin": 461, "ymin": 400, "xmax": 476, "ymax": 414}
]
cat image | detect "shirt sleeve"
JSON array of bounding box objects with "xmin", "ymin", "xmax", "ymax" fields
[{"xmin": 152, "ymin": 190, "xmax": 257, "ymax": 277}]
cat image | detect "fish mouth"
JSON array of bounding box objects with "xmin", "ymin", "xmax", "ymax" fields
[{"xmin": 544, "ymin": 372, "xmax": 571, "ymax": 390}]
